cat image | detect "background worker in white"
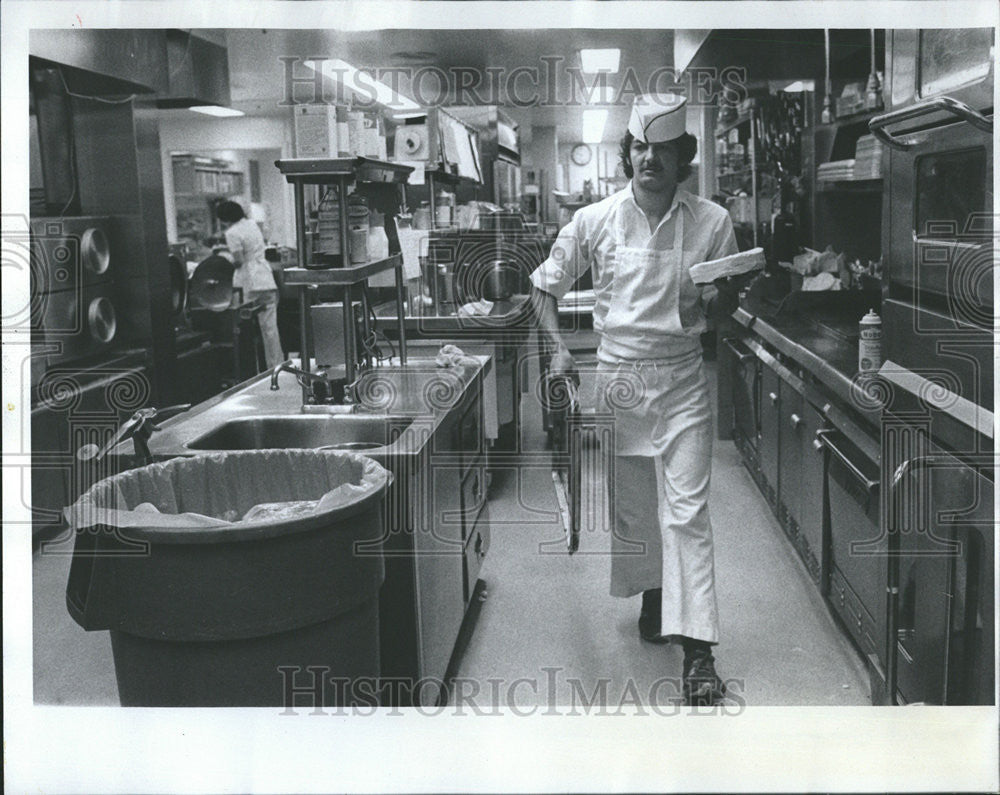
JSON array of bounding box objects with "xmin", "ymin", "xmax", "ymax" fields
[
  {"xmin": 530, "ymin": 93, "xmax": 744, "ymax": 704},
  {"xmin": 217, "ymin": 200, "xmax": 285, "ymax": 369}
]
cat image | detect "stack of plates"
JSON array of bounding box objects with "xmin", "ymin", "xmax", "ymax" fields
[
  {"xmin": 853, "ymin": 136, "xmax": 883, "ymax": 180},
  {"xmin": 817, "ymin": 159, "xmax": 856, "ymax": 182}
]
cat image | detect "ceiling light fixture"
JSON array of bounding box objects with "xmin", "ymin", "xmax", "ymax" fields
[
  {"xmin": 580, "ymin": 49, "xmax": 621, "ymax": 74},
  {"xmin": 782, "ymin": 80, "xmax": 815, "ymax": 93},
  {"xmin": 582, "ymin": 109, "xmax": 608, "ymax": 144},
  {"xmin": 305, "ymin": 58, "xmax": 421, "ymax": 111},
  {"xmin": 189, "ymin": 105, "xmax": 245, "ymax": 117}
]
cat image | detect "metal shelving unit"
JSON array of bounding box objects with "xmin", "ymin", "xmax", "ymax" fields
[
  {"xmin": 276, "ymin": 158, "xmax": 414, "ymax": 390},
  {"xmin": 715, "ymin": 109, "xmax": 762, "ymax": 246}
]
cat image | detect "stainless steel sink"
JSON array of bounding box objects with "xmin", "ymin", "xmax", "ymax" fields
[{"xmin": 187, "ymin": 415, "xmax": 413, "ymax": 451}]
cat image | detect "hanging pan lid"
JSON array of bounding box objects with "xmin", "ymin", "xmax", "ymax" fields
[
  {"xmin": 189, "ymin": 254, "xmax": 234, "ymax": 312},
  {"xmin": 168, "ymin": 253, "xmax": 188, "ymax": 316}
]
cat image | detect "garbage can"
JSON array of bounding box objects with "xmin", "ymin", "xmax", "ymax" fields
[{"xmin": 64, "ymin": 449, "xmax": 391, "ymax": 707}]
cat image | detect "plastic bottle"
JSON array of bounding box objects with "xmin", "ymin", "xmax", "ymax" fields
[
  {"xmin": 368, "ymin": 211, "xmax": 390, "ymax": 261},
  {"xmin": 858, "ymin": 309, "xmax": 882, "ymax": 373}
]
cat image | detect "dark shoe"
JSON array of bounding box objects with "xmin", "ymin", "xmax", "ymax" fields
[
  {"xmin": 638, "ymin": 608, "xmax": 670, "ymax": 644},
  {"xmin": 683, "ymin": 648, "xmax": 726, "ymax": 705}
]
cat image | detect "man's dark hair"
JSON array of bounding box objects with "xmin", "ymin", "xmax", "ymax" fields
[
  {"xmin": 216, "ymin": 200, "xmax": 246, "ymax": 224},
  {"xmin": 618, "ymin": 131, "xmax": 697, "ymax": 182}
]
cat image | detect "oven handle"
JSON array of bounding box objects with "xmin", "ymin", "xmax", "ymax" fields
[
  {"xmin": 816, "ymin": 429, "xmax": 879, "ymax": 494},
  {"xmin": 723, "ymin": 337, "xmax": 755, "ymax": 364},
  {"xmin": 869, "ymin": 96, "xmax": 994, "ymax": 151}
]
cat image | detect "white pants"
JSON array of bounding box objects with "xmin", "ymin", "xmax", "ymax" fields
[
  {"xmin": 598, "ymin": 353, "xmax": 720, "ymax": 644},
  {"xmin": 248, "ymin": 289, "xmax": 284, "ymax": 369}
]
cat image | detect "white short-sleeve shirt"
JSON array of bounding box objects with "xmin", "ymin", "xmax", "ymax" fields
[
  {"xmin": 530, "ymin": 185, "xmax": 738, "ymax": 358},
  {"xmin": 224, "ymin": 217, "xmax": 277, "ymax": 294}
]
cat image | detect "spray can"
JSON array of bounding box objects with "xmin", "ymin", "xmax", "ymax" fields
[{"xmin": 858, "ymin": 309, "xmax": 882, "ymax": 373}]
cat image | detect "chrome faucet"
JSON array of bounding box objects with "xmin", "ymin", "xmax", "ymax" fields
[{"xmin": 270, "ymin": 362, "xmax": 332, "ymax": 401}]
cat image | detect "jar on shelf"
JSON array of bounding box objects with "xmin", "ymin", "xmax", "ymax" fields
[
  {"xmin": 348, "ymin": 194, "xmax": 370, "ymax": 264},
  {"xmin": 412, "ymin": 202, "xmax": 431, "ymax": 230}
]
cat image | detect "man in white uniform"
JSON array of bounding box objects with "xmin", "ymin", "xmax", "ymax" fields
[
  {"xmin": 217, "ymin": 200, "xmax": 285, "ymax": 369},
  {"xmin": 530, "ymin": 93, "xmax": 743, "ymax": 704}
]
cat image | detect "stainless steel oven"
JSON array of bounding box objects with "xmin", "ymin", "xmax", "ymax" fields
[
  {"xmin": 872, "ymin": 29, "xmax": 994, "ymax": 414},
  {"xmin": 886, "ymin": 29, "xmax": 994, "ymax": 118},
  {"xmin": 883, "ymin": 423, "xmax": 994, "ymax": 705}
]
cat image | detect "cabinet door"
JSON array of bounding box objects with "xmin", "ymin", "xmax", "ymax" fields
[
  {"xmin": 412, "ymin": 454, "xmax": 465, "ymax": 705},
  {"xmin": 778, "ymin": 380, "xmax": 804, "ymax": 537},
  {"xmin": 30, "ymin": 405, "xmax": 71, "ymax": 545},
  {"xmin": 825, "ymin": 430, "xmax": 886, "ymax": 668},
  {"xmin": 894, "ymin": 456, "xmax": 994, "ymax": 705},
  {"xmin": 724, "ymin": 337, "xmax": 758, "ymax": 452},
  {"xmin": 758, "ymin": 363, "xmax": 781, "ymax": 506},
  {"xmin": 797, "ymin": 404, "xmax": 827, "ymax": 586},
  {"xmin": 464, "ymin": 504, "xmax": 490, "ymax": 604}
]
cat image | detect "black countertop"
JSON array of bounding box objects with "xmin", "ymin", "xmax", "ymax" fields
[{"xmin": 732, "ymin": 291, "xmax": 883, "ymax": 427}]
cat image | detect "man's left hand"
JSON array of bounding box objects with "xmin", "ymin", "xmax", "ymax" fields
[
  {"xmin": 709, "ymin": 271, "xmax": 759, "ymax": 318},
  {"xmin": 713, "ymin": 270, "xmax": 759, "ymax": 295}
]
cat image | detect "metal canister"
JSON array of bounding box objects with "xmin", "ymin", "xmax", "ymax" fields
[{"xmin": 858, "ymin": 309, "xmax": 882, "ymax": 373}]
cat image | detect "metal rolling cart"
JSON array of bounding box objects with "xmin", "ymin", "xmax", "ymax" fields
[{"xmin": 276, "ymin": 158, "xmax": 413, "ymax": 395}]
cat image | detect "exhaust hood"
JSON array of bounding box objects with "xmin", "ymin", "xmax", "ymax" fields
[{"xmin": 156, "ymin": 30, "xmax": 232, "ymax": 110}]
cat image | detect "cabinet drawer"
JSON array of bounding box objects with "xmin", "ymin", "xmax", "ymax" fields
[{"xmin": 830, "ymin": 565, "xmax": 884, "ymax": 668}]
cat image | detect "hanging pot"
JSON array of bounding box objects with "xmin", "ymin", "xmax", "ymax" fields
[
  {"xmin": 188, "ymin": 254, "xmax": 234, "ymax": 312},
  {"xmin": 482, "ymin": 258, "xmax": 517, "ymax": 302}
]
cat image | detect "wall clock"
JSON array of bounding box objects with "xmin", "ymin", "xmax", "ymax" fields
[{"xmin": 571, "ymin": 143, "xmax": 592, "ymax": 166}]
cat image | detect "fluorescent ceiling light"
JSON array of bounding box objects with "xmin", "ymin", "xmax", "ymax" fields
[
  {"xmin": 782, "ymin": 80, "xmax": 815, "ymax": 92},
  {"xmin": 582, "ymin": 109, "xmax": 608, "ymax": 144},
  {"xmin": 580, "ymin": 49, "xmax": 621, "ymax": 74},
  {"xmin": 189, "ymin": 105, "xmax": 245, "ymax": 117},
  {"xmin": 305, "ymin": 59, "xmax": 421, "ymax": 111}
]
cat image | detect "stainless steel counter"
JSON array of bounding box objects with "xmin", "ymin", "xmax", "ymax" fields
[{"xmin": 138, "ymin": 356, "xmax": 491, "ymax": 460}]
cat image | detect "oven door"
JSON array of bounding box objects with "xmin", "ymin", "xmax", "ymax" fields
[
  {"xmin": 884, "ymin": 118, "xmax": 994, "ymax": 306},
  {"xmin": 887, "ymin": 29, "xmax": 995, "ymax": 116},
  {"xmin": 879, "ymin": 116, "xmax": 994, "ymax": 412},
  {"xmin": 884, "ymin": 434, "xmax": 995, "ymax": 705}
]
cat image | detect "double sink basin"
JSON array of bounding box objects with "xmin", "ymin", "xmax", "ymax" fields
[
  {"xmin": 143, "ymin": 358, "xmax": 485, "ymax": 460},
  {"xmin": 187, "ymin": 414, "xmax": 415, "ymax": 454}
]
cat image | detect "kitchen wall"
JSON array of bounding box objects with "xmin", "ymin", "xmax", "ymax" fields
[
  {"xmin": 557, "ymin": 103, "xmax": 708, "ymax": 201},
  {"xmin": 523, "ymin": 124, "xmax": 559, "ymax": 222},
  {"xmin": 157, "ymin": 113, "xmax": 296, "ymax": 247}
]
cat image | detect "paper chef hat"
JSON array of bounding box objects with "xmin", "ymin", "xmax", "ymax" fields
[{"xmin": 627, "ymin": 93, "xmax": 688, "ymax": 143}]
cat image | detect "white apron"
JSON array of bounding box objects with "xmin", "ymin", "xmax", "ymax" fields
[{"xmin": 596, "ymin": 202, "xmax": 720, "ymax": 644}]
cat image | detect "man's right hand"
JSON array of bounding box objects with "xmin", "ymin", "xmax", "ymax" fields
[{"xmin": 549, "ymin": 347, "xmax": 579, "ymax": 385}]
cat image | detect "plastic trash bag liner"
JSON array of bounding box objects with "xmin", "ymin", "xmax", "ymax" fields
[{"xmin": 65, "ymin": 449, "xmax": 391, "ymax": 536}]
